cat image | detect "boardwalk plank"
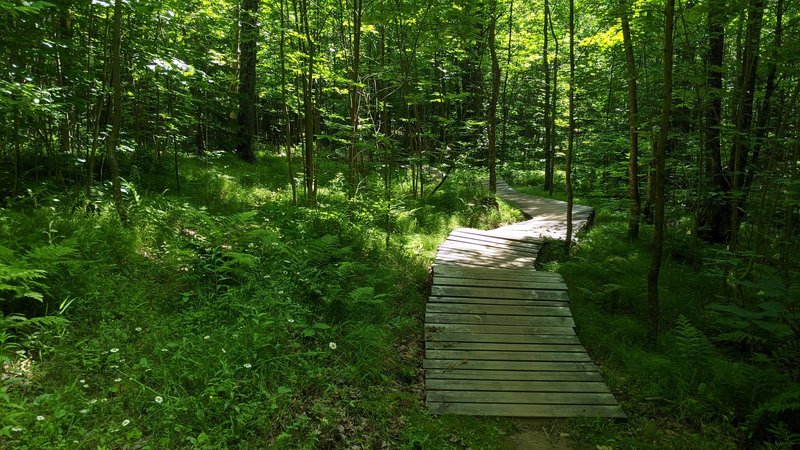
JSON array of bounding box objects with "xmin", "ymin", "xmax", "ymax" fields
[
  {"xmin": 430, "ymin": 286, "xmax": 569, "ymax": 301},
  {"xmin": 425, "ymin": 350, "xmax": 593, "ymax": 362},
  {"xmin": 425, "ymin": 313, "xmax": 575, "ymax": 327},
  {"xmin": 425, "ymin": 369, "xmax": 602, "ymax": 382},
  {"xmin": 432, "ymin": 277, "xmax": 566, "ymax": 290},
  {"xmin": 427, "ymin": 403, "xmax": 626, "ymax": 418},
  {"xmin": 425, "ymin": 379, "xmax": 611, "ymax": 393},
  {"xmin": 426, "ymin": 303, "xmax": 572, "ymax": 316}
]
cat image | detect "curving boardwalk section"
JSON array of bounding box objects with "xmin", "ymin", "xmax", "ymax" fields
[{"xmin": 425, "ymin": 180, "xmax": 625, "ymax": 417}]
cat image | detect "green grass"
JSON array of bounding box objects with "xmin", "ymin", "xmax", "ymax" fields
[{"xmin": 1, "ymin": 152, "xmax": 524, "ymax": 448}]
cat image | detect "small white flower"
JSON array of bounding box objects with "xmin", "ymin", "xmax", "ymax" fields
[
  {"xmin": 287, "ymin": 318, "xmax": 295, "ymax": 323},
  {"xmin": 114, "ymin": 378, "xmax": 121, "ymax": 382},
  {"xmin": 110, "ymin": 348, "xmax": 119, "ymax": 353},
  {"xmin": 243, "ymin": 363, "xmax": 252, "ymax": 369},
  {"xmin": 80, "ymin": 409, "xmax": 88, "ymax": 414},
  {"xmin": 161, "ymin": 348, "xmax": 168, "ymax": 352},
  {"xmin": 329, "ymin": 342, "xmax": 337, "ymax": 350},
  {"xmin": 221, "ymin": 348, "xmax": 226, "ymax": 354},
  {"xmin": 83, "ymin": 384, "xmax": 89, "ymax": 388},
  {"xmin": 154, "ymin": 396, "xmax": 163, "ymax": 404},
  {"xmin": 278, "ymin": 290, "xmax": 284, "ymax": 294},
  {"xmin": 122, "ymin": 419, "xmax": 131, "ymax": 427},
  {"xmin": 204, "ymin": 335, "xmax": 210, "ymax": 340},
  {"xmin": 79, "ymin": 379, "xmax": 85, "ymax": 383},
  {"xmin": 11, "ymin": 426, "xmax": 23, "ymax": 432},
  {"xmin": 135, "ymin": 327, "xmax": 142, "ymax": 332},
  {"xmin": 36, "ymin": 415, "xmax": 45, "ymax": 421}
]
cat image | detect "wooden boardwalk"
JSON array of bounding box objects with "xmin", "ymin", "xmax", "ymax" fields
[{"xmin": 425, "ymin": 180, "xmax": 625, "ymax": 417}]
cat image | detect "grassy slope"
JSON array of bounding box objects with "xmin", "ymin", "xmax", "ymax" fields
[{"xmin": 1, "ymin": 153, "xmax": 527, "ymax": 449}]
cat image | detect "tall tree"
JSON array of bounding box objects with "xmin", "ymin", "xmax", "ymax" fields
[
  {"xmin": 564, "ymin": 0, "xmax": 575, "ymax": 253},
  {"xmin": 542, "ymin": 0, "xmax": 553, "ymax": 193},
  {"xmin": 648, "ymin": 0, "xmax": 675, "ymax": 342},
  {"xmin": 729, "ymin": 0, "xmax": 765, "ymax": 250},
  {"xmin": 236, "ymin": 0, "xmax": 259, "ymax": 163},
  {"xmin": 488, "ymin": 0, "xmax": 500, "ymax": 194},
  {"xmin": 108, "ymin": 0, "xmax": 127, "ymax": 222},
  {"xmin": 697, "ymin": 0, "xmax": 726, "ymax": 243},
  {"xmin": 348, "ymin": 0, "xmax": 363, "ymax": 198},
  {"xmin": 620, "ymin": 2, "xmax": 640, "ymax": 239}
]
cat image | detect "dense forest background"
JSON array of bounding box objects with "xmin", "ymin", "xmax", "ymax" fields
[{"xmin": 1, "ymin": 0, "xmax": 798, "ymax": 448}]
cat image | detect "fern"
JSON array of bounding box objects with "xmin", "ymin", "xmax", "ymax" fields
[{"xmin": 674, "ymin": 315, "xmax": 713, "ymax": 364}]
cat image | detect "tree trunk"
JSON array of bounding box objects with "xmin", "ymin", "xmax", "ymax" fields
[
  {"xmin": 348, "ymin": 0, "xmax": 363, "ymax": 198},
  {"xmin": 620, "ymin": 5, "xmax": 640, "ymax": 239},
  {"xmin": 697, "ymin": 0, "xmax": 728, "ymax": 243},
  {"xmin": 729, "ymin": 0, "xmax": 765, "ymax": 250},
  {"xmin": 488, "ymin": 0, "xmax": 500, "ymax": 194},
  {"xmin": 564, "ymin": 0, "xmax": 575, "ymax": 253},
  {"xmin": 648, "ymin": 0, "xmax": 675, "ymax": 343},
  {"xmin": 542, "ymin": 0, "xmax": 552, "ymax": 192},
  {"xmin": 300, "ymin": 0, "xmax": 316, "ymax": 206},
  {"xmin": 280, "ymin": 0, "xmax": 297, "ymax": 205},
  {"xmin": 108, "ymin": 0, "xmax": 127, "ymax": 222},
  {"xmin": 236, "ymin": 0, "xmax": 258, "ymax": 163}
]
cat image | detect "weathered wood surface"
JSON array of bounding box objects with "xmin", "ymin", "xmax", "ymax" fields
[{"xmin": 424, "ymin": 179, "xmax": 625, "ymax": 418}]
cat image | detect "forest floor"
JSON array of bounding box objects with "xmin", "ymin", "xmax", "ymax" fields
[{"xmin": 2, "ymin": 153, "xmax": 794, "ymax": 448}]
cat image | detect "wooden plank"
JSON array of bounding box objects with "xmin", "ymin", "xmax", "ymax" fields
[
  {"xmin": 426, "ymin": 303, "xmax": 572, "ymax": 316},
  {"xmin": 435, "ymin": 258, "xmax": 535, "ymax": 270},
  {"xmin": 425, "ymin": 323, "xmax": 576, "ymax": 335},
  {"xmin": 427, "ymin": 296, "xmax": 568, "ymax": 307},
  {"xmin": 427, "ymin": 391, "xmax": 618, "ymax": 405},
  {"xmin": 427, "ymin": 402, "xmax": 626, "ymax": 418},
  {"xmin": 449, "ymin": 230, "xmax": 544, "ymax": 250},
  {"xmin": 423, "ymin": 360, "xmax": 598, "ymax": 371},
  {"xmin": 425, "ymin": 369, "xmax": 602, "ymax": 382},
  {"xmin": 430, "ymin": 286, "xmax": 569, "ymax": 301},
  {"xmin": 435, "ymin": 248, "xmax": 538, "ymax": 263},
  {"xmin": 443, "ymin": 237, "xmax": 541, "ymax": 256},
  {"xmin": 425, "ymin": 332, "xmax": 580, "ymax": 345},
  {"xmin": 425, "ymin": 313, "xmax": 575, "ymax": 327},
  {"xmin": 425, "ymin": 350, "xmax": 593, "ymax": 362},
  {"xmin": 426, "ymin": 341, "xmax": 585, "ymax": 352},
  {"xmin": 433, "ymin": 265, "xmax": 562, "ymax": 281},
  {"xmin": 425, "ymin": 379, "xmax": 611, "ymax": 393},
  {"xmin": 432, "ymin": 276, "xmax": 566, "ymax": 290},
  {"xmin": 454, "ymin": 228, "xmax": 545, "ymax": 245},
  {"xmin": 437, "ymin": 241, "xmax": 539, "ymax": 259}
]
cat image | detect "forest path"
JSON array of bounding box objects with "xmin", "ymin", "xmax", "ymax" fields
[{"xmin": 424, "ymin": 180, "xmax": 625, "ymax": 417}]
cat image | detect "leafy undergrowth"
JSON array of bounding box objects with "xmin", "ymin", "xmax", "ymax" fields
[
  {"xmin": 1, "ymin": 153, "xmax": 522, "ymax": 448},
  {"xmin": 507, "ymin": 169, "xmax": 800, "ymax": 449}
]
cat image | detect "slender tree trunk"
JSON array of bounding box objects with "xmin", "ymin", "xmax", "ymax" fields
[
  {"xmin": 648, "ymin": 0, "xmax": 675, "ymax": 343},
  {"xmin": 348, "ymin": 0, "xmax": 363, "ymax": 198},
  {"xmin": 280, "ymin": 0, "xmax": 297, "ymax": 205},
  {"xmin": 620, "ymin": 5, "xmax": 640, "ymax": 239},
  {"xmin": 549, "ymin": 15, "xmax": 558, "ymax": 196},
  {"xmin": 697, "ymin": 0, "xmax": 727, "ymax": 242},
  {"xmin": 542, "ymin": 0, "xmax": 552, "ymax": 192},
  {"xmin": 300, "ymin": 0, "xmax": 316, "ymax": 206},
  {"xmin": 746, "ymin": 0, "xmax": 782, "ymax": 189},
  {"xmin": 236, "ymin": 0, "xmax": 258, "ymax": 163},
  {"xmin": 729, "ymin": 0, "xmax": 765, "ymax": 250},
  {"xmin": 564, "ymin": 0, "xmax": 575, "ymax": 253},
  {"xmin": 499, "ymin": 0, "xmax": 513, "ymax": 164},
  {"xmin": 108, "ymin": 0, "xmax": 127, "ymax": 222},
  {"xmin": 488, "ymin": 0, "xmax": 500, "ymax": 194}
]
